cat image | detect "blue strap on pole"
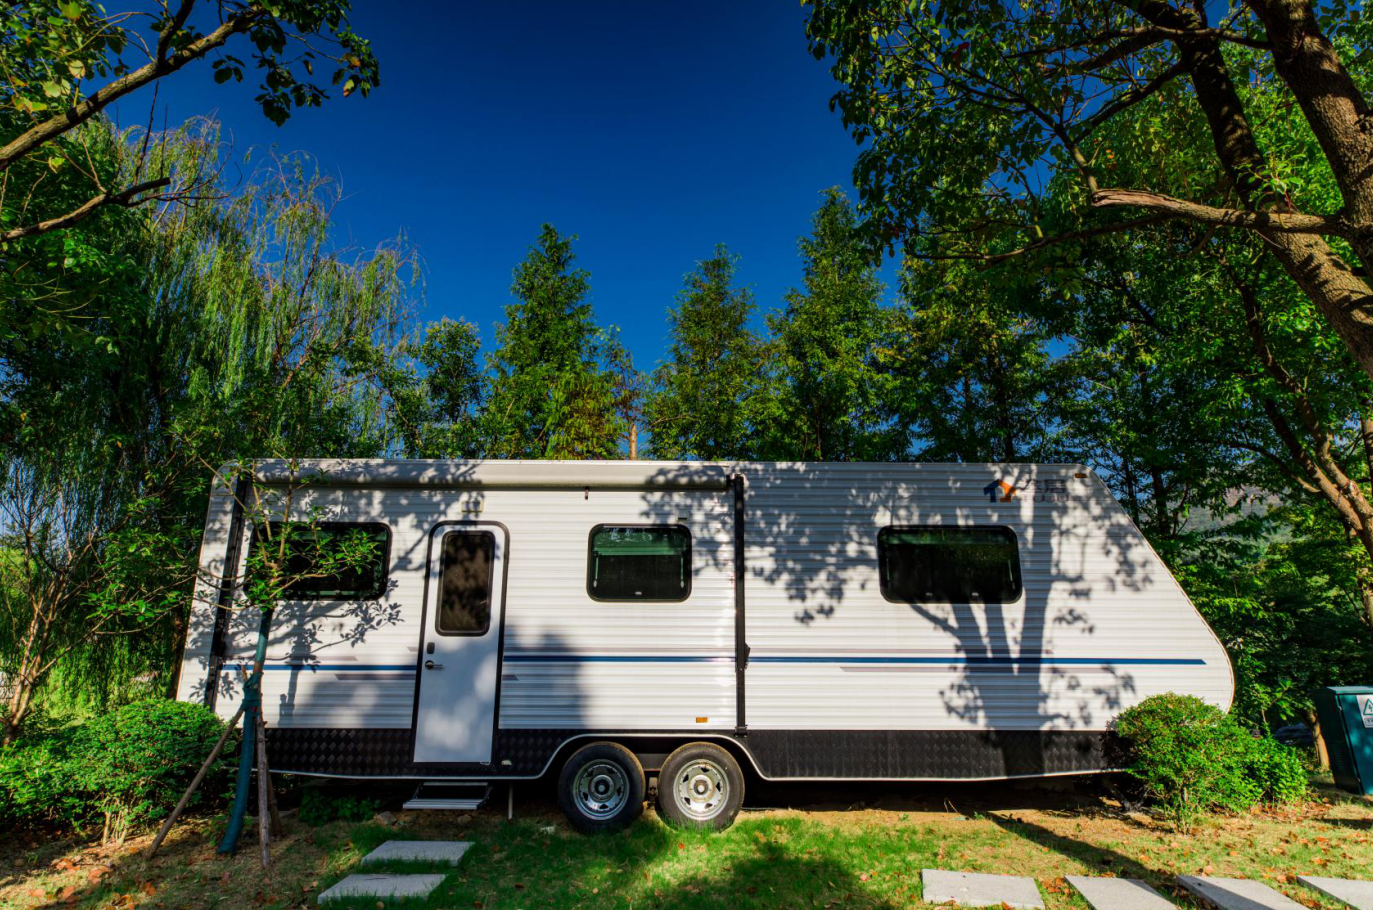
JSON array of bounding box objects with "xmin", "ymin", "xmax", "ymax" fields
[
  {"xmin": 217, "ymin": 607, "xmax": 273, "ymax": 855},
  {"xmin": 216, "ymin": 669, "xmax": 261, "ymax": 854}
]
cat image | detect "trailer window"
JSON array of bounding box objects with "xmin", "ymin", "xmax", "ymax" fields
[
  {"xmin": 587, "ymin": 525, "xmax": 691, "ymax": 602},
  {"xmin": 437, "ymin": 530, "xmax": 496, "ymax": 635},
  {"xmin": 878, "ymin": 526, "xmax": 1021, "ymax": 604},
  {"xmin": 249, "ymin": 522, "xmax": 391, "ymax": 600}
]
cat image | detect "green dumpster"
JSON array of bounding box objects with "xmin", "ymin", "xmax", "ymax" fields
[{"xmin": 1315, "ymin": 686, "xmax": 1373, "ymax": 795}]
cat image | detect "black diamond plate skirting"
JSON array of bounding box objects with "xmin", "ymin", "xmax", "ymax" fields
[{"xmin": 263, "ymin": 726, "xmax": 1113, "ymax": 780}]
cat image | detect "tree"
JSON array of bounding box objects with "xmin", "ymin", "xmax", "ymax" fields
[
  {"xmin": 0, "ymin": 121, "xmax": 416, "ymax": 739},
  {"xmin": 646, "ymin": 246, "xmax": 768, "ymax": 460},
  {"xmin": 392, "ymin": 318, "xmax": 488, "ymax": 459},
  {"xmin": 1, "ymin": 0, "xmax": 377, "ymax": 242},
  {"xmin": 763, "ymin": 189, "xmax": 904, "ymax": 461},
  {"xmin": 895, "ymin": 259, "xmax": 1064, "ymax": 465},
  {"xmin": 484, "ymin": 225, "xmax": 625, "ymax": 459},
  {"xmin": 808, "ymin": 0, "xmax": 1373, "ymax": 619},
  {"xmin": 803, "ymin": 0, "xmax": 1373, "ymax": 383}
]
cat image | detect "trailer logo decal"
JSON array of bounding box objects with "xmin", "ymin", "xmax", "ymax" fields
[
  {"xmin": 983, "ymin": 478, "xmax": 1074, "ymax": 503},
  {"xmin": 983, "ymin": 480, "xmax": 1018, "ymax": 502}
]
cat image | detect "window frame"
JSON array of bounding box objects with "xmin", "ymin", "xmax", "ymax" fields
[
  {"xmin": 248, "ymin": 521, "xmax": 392, "ymax": 602},
  {"xmin": 585, "ymin": 523, "xmax": 693, "ymax": 603},
  {"xmin": 876, "ymin": 524, "xmax": 1023, "ymax": 606},
  {"xmin": 433, "ymin": 528, "xmax": 498, "ymax": 637}
]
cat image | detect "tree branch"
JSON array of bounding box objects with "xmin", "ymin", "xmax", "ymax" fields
[
  {"xmin": 917, "ymin": 215, "xmax": 1172, "ymax": 265},
  {"xmin": 0, "ymin": 176, "xmax": 171, "ymax": 242},
  {"xmin": 0, "ymin": 6, "xmax": 264, "ymax": 171},
  {"xmin": 1092, "ymin": 187, "xmax": 1346, "ymax": 234},
  {"xmin": 1079, "ymin": 61, "xmax": 1188, "ymax": 138}
]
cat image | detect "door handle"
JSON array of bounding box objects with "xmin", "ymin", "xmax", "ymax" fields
[{"xmin": 425, "ymin": 660, "xmax": 443, "ymax": 670}]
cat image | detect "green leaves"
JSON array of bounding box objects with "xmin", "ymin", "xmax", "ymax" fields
[
  {"xmin": 647, "ymin": 244, "xmax": 767, "ymax": 460},
  {"xmin": 484, "ymin": 225, "xmax": 626, "ymax": 460}
]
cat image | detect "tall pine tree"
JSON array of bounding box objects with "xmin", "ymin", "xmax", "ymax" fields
[
  {"xmin": 484, "ymin": 225, "xmax": 624, "ymax": 459},
  {"xmin": 763, "ymin": 190, "xmax": 904, "ymax": 461},
  {"xmin": 647, "ymin": 246, "xmax": 767, "ymax": 460}
]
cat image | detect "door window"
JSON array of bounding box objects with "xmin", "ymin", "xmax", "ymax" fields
[{"xmin": 436, "ymin": 530, "xmax": 496, "ymax": 634}]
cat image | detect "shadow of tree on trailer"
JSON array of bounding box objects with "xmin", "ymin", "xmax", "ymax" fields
[{"xmin": 640, "ymin": 461, "xmax": 1152, "ymax": 779}]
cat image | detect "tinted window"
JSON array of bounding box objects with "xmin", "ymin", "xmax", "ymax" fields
[
  {"xmin": 587, "ymin": 525, "xmax": 691, "ymax": 602},
  {"xmin": 249, "ymin": 523, "xmax": 390, "ymax": 600},
  {"xmin": 437, "ymin": 530, "xmax": 496, "ymax": 634},
  {"xmin": 878, "ymin": 526, "xmax": 1021, "ymax": 604}
]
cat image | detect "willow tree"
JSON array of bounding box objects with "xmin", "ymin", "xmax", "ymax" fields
[{"xmin": 0, "ymin": 119, "xmax": 417, "ymax": 739}]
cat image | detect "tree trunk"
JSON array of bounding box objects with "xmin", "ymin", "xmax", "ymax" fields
[
  {"xmin": 1359, "ymin": 569, "xmax": 1373, "ymax": 632},
  {"xmin": 1118, "ymin": 1, "xmax": 1373, "ymax": 380},
  {"xmin": 1246, "ymin": 0, "xmax": 1373, "ymax": 249}
]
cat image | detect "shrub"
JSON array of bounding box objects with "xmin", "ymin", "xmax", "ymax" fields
[
  {"xmin": 1245, "ymin": 736, "xmax": 1309, "ymax": 804},
  {"xmin": 0, "ymin": 698, "xmax": 236, "ymax": 842},
  {"xmin": 0, "ymin": 725, "xmax": 84, "ymax": 827},
  {"xmin": 299, "ymin": 787, "xmax": 381, "ymax": 826},
  {"xmin": 1113, "ymin": 693, "xmax": 1307, "ymax": 830}
]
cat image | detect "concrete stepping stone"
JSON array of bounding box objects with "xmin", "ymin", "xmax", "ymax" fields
[
  {"xmin": 1298, "ymin": 876, "xmax": 1373, "ymax": 910},
  {"xmin": 922, "ymin": 870, "xmax": 1045, "ymax": 909},
  {"xmin": 317, "ymin": 874, "xmax": 445, "ymax": 905},
  {"xmin": 1068, "ymin": 876, "xmax": 1176, "ymax": 910},
  {"xmin": 1178, "ymin": 876, "xmax": 1307, "ymax": 910},
  {"xmin": 360, "ymin": 840, "xmax": 472, "ymax": 866}
]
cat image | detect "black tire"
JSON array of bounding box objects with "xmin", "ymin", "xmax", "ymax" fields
[
  {"xmin": 557, "ymin": 741, "xmax": 646, "ymax": 834},
  {"xmin": 655, "ymin": 741, "xmax": 745, "ymax": 830}
]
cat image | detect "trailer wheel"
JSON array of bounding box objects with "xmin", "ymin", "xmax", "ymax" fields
[
  {"xmin": 655, "ymin": 742, "xmax": 744, "ymax": 830},
  {"xmin": 557, "ymin": 741, "xmax": 645, "ymax": 833}
]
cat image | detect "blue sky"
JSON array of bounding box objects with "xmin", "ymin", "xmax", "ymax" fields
[{"xmin": 125, "ymin": 2, "xmax": 880, "ymax": 373}]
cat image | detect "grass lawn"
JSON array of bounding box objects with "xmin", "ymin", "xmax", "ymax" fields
[{"xmin": 2, "ymin": 777, "xmax": 1371, "ymax": 910}]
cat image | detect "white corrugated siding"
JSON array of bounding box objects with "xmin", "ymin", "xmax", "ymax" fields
[
  {"xmin": 736, "ymin": 462, "xmax": 1232, "ymax": 731},
  {"xmin": 176, "ymin": 460, "xmax": 1232, "ymax": 738}
]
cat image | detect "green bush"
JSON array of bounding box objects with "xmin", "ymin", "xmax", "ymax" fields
[
  {"xmin": 0, "ymin": 698, "xmax": 236, "ymax": 842},
  {"xmin": 0, "ymin": 725, "xmax": 84, "ymax": 826},
  {"xmin": 299, "ymin": 787, "xmax": 381, "ymax": 826},
  {"xmin": 1245, "ymin": 736, "xmax": 1310, "ymax": 804},
  {"xmin": 1113, "ymin": 693, "xmax": 1308, "ymax": 830}
]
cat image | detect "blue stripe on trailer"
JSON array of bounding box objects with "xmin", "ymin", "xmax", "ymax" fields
[{"xmin": 501, "ymin": 654, "xmax": 1204, "ymax": 666}]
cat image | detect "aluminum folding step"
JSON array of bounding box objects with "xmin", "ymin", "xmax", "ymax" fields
[{"xmin": 402, "ymin": 782, "xmax": 490, "ymax": 811}]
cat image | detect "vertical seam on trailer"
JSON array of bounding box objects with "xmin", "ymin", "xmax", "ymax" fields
[
  {"xmin": 205, "ymin": 475, "xmax": 251, "ymax": 710},
  {"xmin": 733, "ymin": 472, "xmax": 748, "ymax": 736}
]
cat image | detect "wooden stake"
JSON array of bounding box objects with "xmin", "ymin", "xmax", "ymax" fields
[
  {"xmin": 255, "ymin": 705, "xmax": 272, "ymax": 868},
  {"xmin": 146, "ymin": 703, "xmax": 246, "ymax": 858}
]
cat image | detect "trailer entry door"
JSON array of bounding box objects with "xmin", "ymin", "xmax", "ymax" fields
[{"xmin": 413, "ymin": 523, "xmax": 507, "ymax": 764}]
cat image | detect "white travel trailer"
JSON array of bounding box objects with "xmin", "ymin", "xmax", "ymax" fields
[{"xmin": 176, "ymin": 459, "xmax": 1233, "ymax": 831}]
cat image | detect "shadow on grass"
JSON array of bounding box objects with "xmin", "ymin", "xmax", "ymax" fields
[
  {"xmin": 987, "ymin": 812, "xmax": 1170, "ymax": 888},
  {"xmin": 317, "ymin": 813, "xmax": 917, "ymax": 910}
]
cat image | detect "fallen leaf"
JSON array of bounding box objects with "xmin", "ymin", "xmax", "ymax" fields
[{"xmin": 139, "ymin": 881, "xmax": 157, "ymax": 896}]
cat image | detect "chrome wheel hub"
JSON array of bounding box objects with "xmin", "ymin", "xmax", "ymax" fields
[
  {"xmin": 674, "ymin": 759, "xmax": 728, "ymax": 819},
  {"xmin": 573, "ymin": 760, "xmax": 629, "ymax": 819}
]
